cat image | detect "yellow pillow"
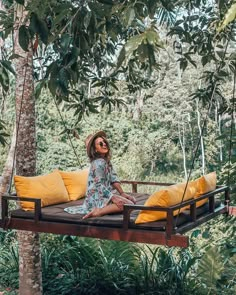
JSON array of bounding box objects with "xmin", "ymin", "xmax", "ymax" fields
[
  {"xmin": 194, "ymin": 172, "xmax": 217, "ymax": 207},
  {"xmin": 14, "ymin": 171, "xmax": 69, "ymax": 211},
  {"xmin": 135, "ymin": 182, "xmax": 196, "ymax": 224},
  {"xmin": 58, "ymin": 169, "xmax": 89, "ymax": 200}
]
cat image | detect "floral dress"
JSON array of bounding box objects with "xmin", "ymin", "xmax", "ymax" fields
[{"xmin": 64, "ymin": 158, "xmax": 120, "ymax": 214}]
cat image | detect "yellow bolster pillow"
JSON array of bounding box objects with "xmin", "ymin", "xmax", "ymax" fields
[
  {"xmin": 14, "ymin": 170, "xmax": 69, "ymax": 211},
  {"xmin": 135, "ymin": 181, "xmax": 196, "ymax": 224},
  {"xmin": 58, "ymin": 168, "xmax": 89, "ymax": 201},
  {"xmin": 194, "ymin": 172, "xmax": 217, "ymax": 207}
]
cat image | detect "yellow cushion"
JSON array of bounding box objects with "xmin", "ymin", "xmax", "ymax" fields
[
  {"xmin": 58, "ymin": 169, "xmax": 89, "ymax": 200},
  {"xmin": 14, "ymin": 171, "xmax": 69, "ymax": 211},
  {"xmin": 194, "ymin": 172, "xmax": 217, "ymax": 207},
  {"xmin": 135, "ymin": 182, "xmax": 196, "ymax": 224}
]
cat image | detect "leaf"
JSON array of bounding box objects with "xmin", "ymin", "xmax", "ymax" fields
[
  {"xmin": 125, "ymin": 33, "xmax": 146, "ymax": 59},
  {"xmin": 52, "ymin": 11, "xmax": 68, "ymax": 29},
  {"xmin": 202, "ymin": 230, "xmax": 210, "ymax": 239},
  {"xmin": 191, "ymin": 229, "xmax": 201, "ymax": 238},
  {"xmin": 35, "ymin": 80, "xmax": 46, "ymax": 99},
  {"xmin": 146, "ymin": 30, "xmax": 160, "ymax": 46},
  {"xmin": 30, "ymin": 13, "xmax": 49, "ymax": 44},
  {"xmin": 60, "ymin": 33, "xmax": 71, "ymax": 50},
  {"xmin": 48, "ymin": 78, "xmax": 58, "ymax": 96},
  {"xmin": 218, "ymin": 3, "xmax": 236, "ymax": 32},
  {"xmin": 0, "ymin": 66, "xmax": 9, "ymax": 92},
  {"xmin": 18, "ymin": 25, "xmax": 29, "ymax": 51},
  {"xmin": 110, "ymin": 81, "xmax": 119, "ymax": 91},
  {"xmin": 1, "ymin": 60, "xmax": 15, "ymax": 75},
  {"xmin": 14, "ymin": 0, "xmax": 25, "ymax": 4},
  {"xmin": 116, "ymin": 46, "xmax": 126, "ymax": 69},
  {"xmin": 123, "ymin": 7, "xmax": 135, "ymax": 27},
  {"xmin": 8, "ymin": 54, "xmax": 22, "ymax": 60},
  {"xmin": 201, "ymin": 55, "xmax": 209, "ymax": 67},
  {"xmin": 179, "ymin": 58, "xmax": 188, "ymax": 71},
  {"xmin": 97, "ymin": 0, "xmax": 113, "ymax": 4},
  {"xmin": 0, "ymin": 119, "xmax": 9, "ymax": 146},
  {"xmin": 197, "ymin": 247, "xmax": 224, "ymax": 291}
]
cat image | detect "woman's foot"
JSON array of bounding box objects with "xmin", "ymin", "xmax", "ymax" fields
[{"xmin": 82, "ymin": 208, "xmax": 102, "ymax": 219}]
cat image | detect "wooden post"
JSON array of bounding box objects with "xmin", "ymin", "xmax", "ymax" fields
[
  {"xmin": 166, "ymin": 209, "xmax": 174, "ymax": 239},
  {"xmin": 209, "ymin": 196, "xmax": 215, "ymax": 213},
  {"xmin": 190, "ymin": 203, "xmax": 196, "ymax": 221},
  {"xmin": 132, "ymin": 183, "xmax": 137, "ymax": 193}
]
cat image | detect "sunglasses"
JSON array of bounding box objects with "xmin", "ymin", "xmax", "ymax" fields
[{"xmin": 97, "ymin": 140, "xmax": 107, "ymax": 147}]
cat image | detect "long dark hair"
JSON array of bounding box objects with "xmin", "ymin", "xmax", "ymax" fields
[{"xmin": 89, "ymin": 136, "xmax": 111, "ymax": 162}]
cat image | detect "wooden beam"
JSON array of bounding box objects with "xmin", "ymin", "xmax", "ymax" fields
[{"xmin": 3, "ymin": 218, "xmax": 189, "ymax": 248}]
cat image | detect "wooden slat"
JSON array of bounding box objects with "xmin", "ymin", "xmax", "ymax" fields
[{"xmin": 175, "ymin": 205, "xmax": 227, "ymax": 234}]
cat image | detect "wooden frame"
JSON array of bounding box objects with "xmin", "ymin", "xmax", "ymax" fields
[{"xmin": 0, "ymin": 181, "xmax": 230, "ymax": 248}]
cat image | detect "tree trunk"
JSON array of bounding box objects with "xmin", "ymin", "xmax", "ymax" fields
[
  {"xmin": 178, "ymin": 121, "xmax": 187, "ymax": 180},
  {"xmin": 133, "ymin": 89, "xmax": 144, "ymax": 121},
  {"xmin": 14, "ymin": 3, "xmax": 42, "ymax": 295},
  {"xmin": 196, "ymin": 99, "xmax": 205, "ymax": 174}
]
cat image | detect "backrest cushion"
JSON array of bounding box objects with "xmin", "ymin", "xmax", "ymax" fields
[
  {"xmin": 194, "ymin": 172, "xmax": 217, "ymax": 207},
  {"xmin": 135, "ymin": 182, "xmax": 196, "ymax": 224},
  {"xmin": 14, "ymin": 171, "xmax": 69, "ymax": 211},
  {"xmin": 58, "ymin": 169, "xmax": 89, "ymax": 200}
]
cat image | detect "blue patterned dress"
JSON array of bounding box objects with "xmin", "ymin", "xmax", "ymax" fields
[{"xmin": 64, "ymin": 158, "xmax": 120, "ymax": 214}]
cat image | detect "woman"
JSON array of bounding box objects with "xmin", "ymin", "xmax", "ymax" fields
[{"xmin": 64, "ymin": 130, "xmax": 136, "ymax": 219}]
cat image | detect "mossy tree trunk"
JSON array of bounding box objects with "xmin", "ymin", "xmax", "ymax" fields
[{"xmin": 14, "ymin": 2, "xmax": 42, "ymax": 295}]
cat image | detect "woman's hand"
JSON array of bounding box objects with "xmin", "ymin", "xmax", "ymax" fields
[{"xmin": 121, "ymin": 192, "xmax": 136, "ymax": 204}]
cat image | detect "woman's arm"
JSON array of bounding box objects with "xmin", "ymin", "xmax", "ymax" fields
[
  {"xmin": 112, "ymin": 182, "xmax": 136, "ymax": 203},
  {"xmin": 112, "ymin": 182, "xmax": 124, "ymax": 195}
]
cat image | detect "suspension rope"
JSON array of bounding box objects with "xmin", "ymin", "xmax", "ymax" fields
[{"xmin": 53, "ymin": 96, "xmax": 83, "ymax": 169}]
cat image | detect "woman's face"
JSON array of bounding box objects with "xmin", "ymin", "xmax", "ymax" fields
[{"xmin": 94, "ymin": 137, "xmax": 109, "ymax": 156}]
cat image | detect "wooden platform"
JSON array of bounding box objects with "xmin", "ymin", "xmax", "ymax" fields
[{"xmin": 0, "ymin": 182, "xmax": 230, "ymax": 248}]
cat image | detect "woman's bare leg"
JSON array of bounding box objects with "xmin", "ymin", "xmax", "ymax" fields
[{"xmin": 82, "ymin": 204, "xmax": 121, "ymax": 219}]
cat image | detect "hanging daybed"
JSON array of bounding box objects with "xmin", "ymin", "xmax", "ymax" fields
[{"xmin": 0, "ymin": 179, "xmax": 230, "ymax": 248}]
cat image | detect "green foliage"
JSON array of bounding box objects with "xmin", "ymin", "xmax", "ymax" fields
[
  {"xmin": 0, "ymin": 0, "xmax": 176, "ymax": 118},
  {"xmin": 0, "ymin": 119, "xmax": 9, "ymax": 146},
  {"xmin": 0, "ymin": 62, "xmax": 10, "ymax": 92},
  {"xmin": 15, "ymin": 0, "xmax": 24, "ymax": 5},
  {"xmin": 217, "ymin": 113, "xmax": 236, "ymax": 201},
  {"xmin": 0, "ymin": 231, "xmax": 18, "ymax": 290},
  {"xmin": 1, "ymin": 1, "xmax": 236, "ymax": 292},
  {"xmin": 41, "ymin": 235, "xmax": 141, "ymax": 295},
  {"xmin": 134, "ymin": 246, "xmax": 198, "ymax": 294},
  {"xmin": 197, "ymin": 247, "xmax": 224, "ymax": 294},
  {"xmin": 29, "ymin": 12, "xmax": 49, "ymax": 44},
  {"xmin": 187, "ymin": 214, "xmax": 236, "ymax": 295},
  {"xmin": 218, "ymin": 2, "xmax": 236, "ymax": 32},
  {"xmin": 18, "ymin": 25, "xmax": 30, "ymax": 51}
]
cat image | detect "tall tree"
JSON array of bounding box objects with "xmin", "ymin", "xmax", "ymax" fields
[
  {"xmin": 2, "ymin": 1, "xmax": 171, "ymax": 294},
  {"xmin": 14, "ymin": 2, "xmax": 42, "ymax": 294}
]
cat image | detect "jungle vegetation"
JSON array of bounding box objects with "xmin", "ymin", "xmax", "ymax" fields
[{"xmin": 0, "ymin": 0, "xmax": 235, "ymax": 294}]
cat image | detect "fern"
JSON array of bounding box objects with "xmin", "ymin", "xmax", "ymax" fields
[{"xmin": 197, "ymin": 246, "xmax": 224, "ymax": 294}]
